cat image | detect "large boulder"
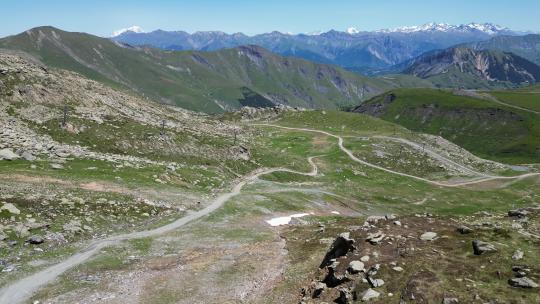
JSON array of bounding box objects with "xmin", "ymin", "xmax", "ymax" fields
[
  {"xmin": 508, "ymin": 277, "xmax": 538, "ymax": 288},
  {"xmin": 0, "ymin": 148, "xmax": 20, "ymax": 160},
  {"xmin": 472, "ymin": 240, "xmax": 496, "ymax": 255},
  {"xmin": 319, "ymin": 232, "xmax": 356, "ymax": 268}
]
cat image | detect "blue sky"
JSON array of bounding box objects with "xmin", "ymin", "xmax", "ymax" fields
[{"xmin": 1, "ymin": 0, "xmax": 539, "ymax": 37}]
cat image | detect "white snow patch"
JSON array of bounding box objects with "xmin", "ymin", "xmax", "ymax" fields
[
  {"xmin": 112, "ymin": 26, "xmax": 144, "ymax": 37},
  {"xmin": 266, "ymin": 213, "xmax": 311, "ymax": 226},
  {"xmin": 346, "ymin": 27, "xmax": 360, "ymax": 34}
]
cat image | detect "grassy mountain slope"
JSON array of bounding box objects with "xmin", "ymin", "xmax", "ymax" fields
[
  {"xmin": 352, "ymin": 88, "xmax": 540, "ymax": 163},
  {"xmin": 404, "ymin": 47, "xmax": 540, "ymax": 89},
  {"xmin": 0, "ymin": 26, "xmax": 395, "ymax": 113},
  {"xmin": 491, "ymin": 88, "xmax": 540, "ymax": 112}
]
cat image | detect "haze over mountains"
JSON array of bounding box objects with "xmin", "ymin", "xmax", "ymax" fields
[{"xmin": 112, "ymin": 22, "xmax": 525, "ymax": 72}]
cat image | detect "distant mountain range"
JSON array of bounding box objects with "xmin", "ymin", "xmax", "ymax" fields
[
  {"xmin": 0, "ymin": 26, "xmax": 417, "ymax": 113},
  {"xmin": 1, "ymin": 25, "xmax": 539, "ymax": 113},
  {"xmin": 112, "ymin": 23, "xmax": 522, "ymax": 72}
]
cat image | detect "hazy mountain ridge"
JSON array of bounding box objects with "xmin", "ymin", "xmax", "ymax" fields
[{"xmin": 112, "ymin": 23, "xmax": 521, "ymax": 71}]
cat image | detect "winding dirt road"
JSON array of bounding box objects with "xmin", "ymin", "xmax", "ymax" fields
[
  {"xmin": 256, "ymin": 124, "xmax": 540, "ymax": 187},
  {"xmin": 0, "ymin": 158, "xmax": 320, "ymax": 304}
]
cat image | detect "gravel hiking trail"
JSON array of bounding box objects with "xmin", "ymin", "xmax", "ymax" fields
[{"xmin": 0, "ymin": 157, "xmax": 320, "ymax": 304}]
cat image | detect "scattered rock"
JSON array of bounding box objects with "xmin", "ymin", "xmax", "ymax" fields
[
  {"xmin": 512, "ymin": 250, "xmax": 524, "ymax": 261},
  {"xmin": 320, "ymin": 232, "xmax": 356, "ymax": 268},
  {"xmin": 360, "ymin": 288, "xmax": 380, "ymax": 302},
  {"xmin": 0, "ymin": 202, "xmax": 21, "ymax": 215},
  {"xmin": 366, "ymin": 216, "xmax": 386, "ymax": 224},
  {"xmin": 0, "ymin": 148, "xmax": 20, "ymax": 160},
  {"xmin": 348, "ymin": 261, "xmax": 364, "ymax": 274},
  {"xmin": 366, "ymin": 231, "xmax": 386, "ymax": 245},
  {"xmin": 26, "ymin": 235, "xmax": 44, "ymax": 245},
  {"xmin": 456, "ymin": 225, "xmax": 472, "ymax": 234},
  {"xmin": 21, "ymin": 151, "xmax": 36, "ymax": 161},
  {"xmin": 420, "ymin": 232, "xmax": 437, "ymax": 241},
  {"xmin": 312, "ymin": 281, "xmax": 326, "ymax": 298},
  {"xmin": 442, "ymin": 298, "xmax": 459, "ymax": 304},
  {"xmin": 360, "ymin": 255, "xmax": 370, "ymax": 262},
  {"xmin": 508, "ymin": 209, "xmax": 529, "ymax": 218},
  {"xmin": 385, "ymin": 214, "xmax": 397, "ymax": 220},
  {"xmin": 472, "ymin": 240, "xmax": 496, "ymax": 255},
  {"xmin": 336, "ymin": 288, "xmax": 354, "ymax": 304},
  {"xmin": 322, "ymin": 265, "xmax": 350, "ymax": 287},
  {"xmin": 50, "ymin": 163, "xmax": 64, "ymax": 170},
  {"xmin": 392, "ymin": 266, "xmax": 404, "ymax": 272},
  {"xmin": 393, "ymin": 220, "xmax": 402, "ymax": 226},
  {"xmin": 367, "ymin": 277, "xmax": 385, "ymax": 288},
  {"xmin": 508, "ymin": 277, "xmax": 538, "ymax": 288}
]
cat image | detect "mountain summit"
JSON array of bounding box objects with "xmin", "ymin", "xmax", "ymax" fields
[
  {"xmin": 376, "ymin": 22, "xmax": 509, "ymax": 35},
  {"xmin": 112, "ymin": 25, "xmax": 144, "ymax": 37}
]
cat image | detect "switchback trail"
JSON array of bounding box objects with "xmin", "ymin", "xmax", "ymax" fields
[
  {"xmin": 0, "ymin": 157, "xmax": 320, "ymax": 304},
  {"xmin": 255, "ymin": 124, "xmax": 540, "ymax": 187}
]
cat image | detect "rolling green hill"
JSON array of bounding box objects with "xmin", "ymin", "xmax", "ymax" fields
[
  {"xmin": 0, "ymin": 26, "xmax": 397, "ymax": 113},
  {"xmin": 352, "ymin": 88, "xmax": 540, "ymax": 163}
]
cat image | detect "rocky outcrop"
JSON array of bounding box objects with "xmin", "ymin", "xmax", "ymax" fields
[{"xmin": 319, "ymin": 233, "xmax": 356, "ymax": 268}]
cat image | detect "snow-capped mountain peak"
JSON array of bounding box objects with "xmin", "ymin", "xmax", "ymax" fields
[
  {"xmin": 346, "ymin": 27, "xmax": 360, "ymax": 34},
  {"xmin": 462, "ymin": 22, "xmax": 507, "ymax": 34},
  {"xmin": 377, "ymin": 22, "xmax": 509, "ymax": 35},
  {"xmin": 112, "ymin": 26, "xmax": 144, "ymax": 37}
]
